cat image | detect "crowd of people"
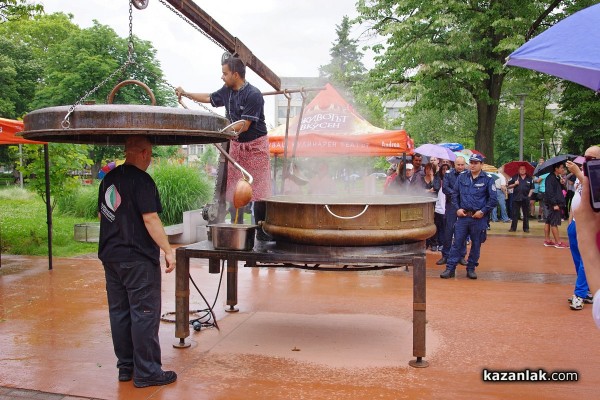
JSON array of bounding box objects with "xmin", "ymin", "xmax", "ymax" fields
[{"xmin": 382, "ymin": 149, "xmax": 598, "ymax": 300}]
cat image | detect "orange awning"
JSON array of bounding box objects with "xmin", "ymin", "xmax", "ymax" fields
[
  {"xmin": 0, "ymin": 118, "xmax": 46, "ymax": 145},
  {"xmin": 268, "ymin": 84, "xmax": 413, "ymax": 156}
]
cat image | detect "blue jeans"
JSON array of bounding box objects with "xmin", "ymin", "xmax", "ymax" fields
[
  {"xmin": 442, "ymin": 205, "xmax": 467, "ymax": 259},
  {"xmin": 491, "ymin": 190, "xmax": 510, "ymax": 222},
  {"xmin": 447, "ymin": 216, "xmax": 488, "ymax": 271},
  {"xmin": 567, "ymin": 220, "xmax": 589, "ymax": 298},
  {"xmin": 103, "ymin": 260, "xmax": 163, "ymax": 379}
]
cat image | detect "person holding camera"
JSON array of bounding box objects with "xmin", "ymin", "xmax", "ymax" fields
[
  {"xmin": 567, "ymin": 146, "xmax": 600, "ymax": 311},
  {"xmin": 573, "ymin": 152, "xmax": 600, "ymax": 327}
]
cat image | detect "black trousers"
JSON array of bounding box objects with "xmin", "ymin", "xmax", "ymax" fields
[
  {"xmin": 103, "ymin": 260, "xmax": 163, "ymax": 379},
  {"xmin": 511, "ymin": 199, "xmax": 529, "ymax": 231}
]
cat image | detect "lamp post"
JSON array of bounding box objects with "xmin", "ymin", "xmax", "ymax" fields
[
  {"xmin": 518, "ymin": 94, "xmax": 527, "ymax": 161},
  {"xmin": 540, "ymin": 138, "xmax": 544, "ymax": 159}
]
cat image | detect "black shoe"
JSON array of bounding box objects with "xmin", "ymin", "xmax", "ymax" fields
[
  {"xmin": 435, "ymin": 257, "xmax": 447, "ymax": 265},
  {"xmin": 508, "ymin": 229, "xmax": 516, "ymax": 232},
  {"xmin": 118, "ymin": 367, "xmax": 133, "ymax": 382},
  {"xmin": 466, "ymin": 270, "xmax": 477, "ymax": 279},
  {"xmin": 440, "ymin": 269, "xmax": 455, "ymax": 279},
  {"xmin": 523, "ymin": 229, "xmax": 529, "ymax": 233},
  {"xmin": 459, "ymin": 258, "xmax": 468, "ymax": 266},
  {"xmin": 134, "ymin": 370, "xmax": 177, "ymax": 388}
]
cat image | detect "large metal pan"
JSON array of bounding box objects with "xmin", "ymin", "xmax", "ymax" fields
[
  {"xmin": 20, "ymin": 104, "xmax": 235, "ymax": 145},
  {"xmin": 262, "ymin": 194, "xmax": 437, "ymax": 246}
]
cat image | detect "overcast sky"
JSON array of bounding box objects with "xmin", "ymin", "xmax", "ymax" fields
[{"xmin": 39, "ymin": 0, "xmax": 376, "ymax": 127}]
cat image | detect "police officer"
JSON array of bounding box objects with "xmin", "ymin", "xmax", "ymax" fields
[
  {"xmin": 441, "ymin": 154, "xmax": 498, "ymax": 279},
  {"xmin": 436, "ymin": 155, "xmax": 468, "ymax": 266}
]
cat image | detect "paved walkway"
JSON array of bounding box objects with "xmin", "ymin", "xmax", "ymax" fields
[{"xmin": 2, "ymin": 220, "xmax": 598, "ymax": 400}]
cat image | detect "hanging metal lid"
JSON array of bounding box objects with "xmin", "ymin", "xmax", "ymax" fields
[{"xmin": 21, "ymin": 104, "xmax": 234, "ymax": 145}]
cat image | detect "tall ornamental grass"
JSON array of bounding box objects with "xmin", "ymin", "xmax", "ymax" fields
[
  {"xmin": 56, "ymin": 183, "xmax": 99, "ymax": 219},
  {"xmin": 150, "ymin": 162, "xmax": 213, "ymax": 226}
]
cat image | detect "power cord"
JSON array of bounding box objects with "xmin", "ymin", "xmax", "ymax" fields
[{"xmin": 160, "ymin": 259, "xmax": 225, "ymax": 332}]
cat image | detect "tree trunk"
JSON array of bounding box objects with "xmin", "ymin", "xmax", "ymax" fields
[{"xmin": 475, "ymin": 72, "xmax": 505, "ymax": 165}]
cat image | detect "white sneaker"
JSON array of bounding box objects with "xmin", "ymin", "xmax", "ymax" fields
[{"xmin": 570, "ymin": 295, "xmax": 584, "ymax": 311}]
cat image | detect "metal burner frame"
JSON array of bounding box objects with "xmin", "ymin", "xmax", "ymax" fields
[{"xmin": 174, "ymin": 240, "xmax": 429, "ymax": 368}]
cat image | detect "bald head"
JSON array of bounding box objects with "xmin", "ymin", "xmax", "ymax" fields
[
  {"xmin": 125, "ymin": 136, "xmax": 152, "ymax": 171},
  {"xmin": 585, "ymin": 145, "xmax": 600, "ymax": 159},
  {"xmin": 454, "ymin": 156, "xmax": 466, "ymax": 173}
]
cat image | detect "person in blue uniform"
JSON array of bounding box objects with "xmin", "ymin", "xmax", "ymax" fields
[
  {"xmin": 436, "ymin": 155, "xmax": 468, "ymax": 266},
  {"xmin": 441, "ymin": 154, "xmax": 498, "ymax": 279}
]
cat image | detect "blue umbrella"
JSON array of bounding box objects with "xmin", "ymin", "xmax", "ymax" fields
[
  {"xmin": 506, "ymin": 4, "xmax": 600, "ymax": 92},
  {"xmin": 438, "ymin": 142, "xmax": 464, "ymax": 151}
]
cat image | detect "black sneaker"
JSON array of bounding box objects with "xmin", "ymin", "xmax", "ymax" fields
[
  {"xmin": 466, "ymin": 270, "xmax": 477, "ymax": 279},
  {"xmin": 435, "ymin": 257, "xmax": 447, "ymax": 265},
  {"xmin": 118, "ymin": 367, "xmax": 133, "ymax": 382},
  {"xmin": 440, "ymin": 269, "xmax": 455, "ymax": 279},
  {"xmin": 134, "ymin": 370, "xmax": 177, "ymax": 388},
  {"xmin": 459, "ymin": 258, "xmax": 468, "ymax": 266}
]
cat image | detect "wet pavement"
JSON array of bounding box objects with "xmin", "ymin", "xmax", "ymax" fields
[{"xmin": 1, "ymin": 220, "xmax": 599, "ymax": 399}]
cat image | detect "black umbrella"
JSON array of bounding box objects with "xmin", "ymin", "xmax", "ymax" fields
[{"xmin": 534, "ymin": 154, "xmax": 577, "ymax": 176}]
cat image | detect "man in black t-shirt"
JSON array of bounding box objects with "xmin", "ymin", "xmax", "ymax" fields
[{"xmin": 98, "ymin": 136, "xmax": 177, "ymax": 388}]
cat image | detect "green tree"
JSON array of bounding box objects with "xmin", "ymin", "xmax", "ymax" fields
[
  {"xmin": 559, "ymin": 82, "xmax": 600, "ymax": 154},
  {"xmin": 355, "ymin": 0, "xmax": 597, "ymax": 164},
  {"xmin": 319, "ymin": 16, "xmax": 366, "ymax": 93},
  {"xmin": 0, "ymin": 0, "xmax": 42, "ymax": 22},
  {"xmin": 319, "ymin": 16, "xmax": 384, "ymax": 125},
  {"xmin": 17, "ymin": 143, "xmax": 92, "ymax": 212}
]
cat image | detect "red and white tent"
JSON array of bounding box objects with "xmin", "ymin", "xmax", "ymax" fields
[{"xmin": 268, "ymin": 84, "xmax": 413, "ymax": 156}]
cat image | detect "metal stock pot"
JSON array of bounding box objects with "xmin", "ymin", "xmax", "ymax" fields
[{"xmin": 262, "ymin": 195, "xmax": 436, "ymax": 246}]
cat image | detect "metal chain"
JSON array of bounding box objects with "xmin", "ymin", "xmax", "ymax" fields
[
  {"xmin": 62, "ymin": 1, "xmax": 138, "ymax": 128},
  {"xmin": 157, "ymin": 0, "xmax": 226, "ymax": 52}
]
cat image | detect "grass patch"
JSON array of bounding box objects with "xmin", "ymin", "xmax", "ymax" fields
[{"xmin": 0, "ymin": 186, "xmax": 98, "ymax": 257}]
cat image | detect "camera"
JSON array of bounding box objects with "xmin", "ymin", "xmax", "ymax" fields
[{"xmin": 584, "ymin": 158, "xmax": 600, "ymax": 212}]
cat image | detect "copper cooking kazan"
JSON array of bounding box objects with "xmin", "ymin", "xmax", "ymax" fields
[
  {"xmin": 20, "ymin": 105, "xmax": 233, "ymax": 145},
  {"xmin": 262, "ymin": 194, "xmax": 437, "ymax": 246}
]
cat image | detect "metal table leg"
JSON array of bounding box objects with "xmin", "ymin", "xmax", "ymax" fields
[
  {"xmin": 225, "ymin": 256, "xmax": 239, "ymax": 312},
  {"xmin": 173, "ymin": 247, "xmax": 191, "ymax": 348},
  {"xmin": 408, "ymin": 255, "xmax": 428, "ymax": 367}
]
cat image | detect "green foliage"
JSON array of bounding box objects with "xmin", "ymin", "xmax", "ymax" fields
[
  {"xmin": 0, "ymin": 186, "xmax": 97, "ymax": 256},
  {"xmin": 0, "ymin": 0, "xmax": 43, "ymax": 22},
  {"xmin": 319, "ymin": 15, "xmax": 383, "ymax": 125},
  {"xmin": 0, "ymin": 34, "xmax": 42, "ymax": 118},
  {"xmin": 56, "ymin": 183, "xmax": 99, "ymax": 219},
  {"xmin": 150, "ymin": 162, "xmax": 213, "ymax": 226},
  {"xmin": 354, "ymin": 0, "xmax": 595, "ymax": 163},
  {"xmin": 559, "ymin": 82, "xmax": 600, "ymax": 155},
  {"xmin": 17, "ymin": 143, "xmax": 92, "ymax": 212}
]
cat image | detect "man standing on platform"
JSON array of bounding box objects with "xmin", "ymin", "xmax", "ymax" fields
[
  {"xmin": 175, "ymin": 55, "xmax": 272, "ymax": 238},
  {"xmin": 508, "ymin": 165, "xmax": 534, "ymax": 232},
  {"xmin": 441, "ymin": 154, "xmax": 497, "ymax": 280}
]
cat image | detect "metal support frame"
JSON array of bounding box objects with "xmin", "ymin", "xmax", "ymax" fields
[{"xmin": 174, "ymin": 241, "xmax": 429, "ymax": 367}]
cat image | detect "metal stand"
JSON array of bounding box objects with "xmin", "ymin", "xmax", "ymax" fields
[{"xmin": 174, "ymin": 241, "xmax": 429, "ymax": 367}]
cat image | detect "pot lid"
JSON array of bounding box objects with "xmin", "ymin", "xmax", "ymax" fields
[{"xmin": 21, "ymin": 105, "xmax": 234, "ymax": 145}]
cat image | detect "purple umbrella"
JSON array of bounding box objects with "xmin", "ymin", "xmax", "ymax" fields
[
  {"xmin": 506, "ymin": 4, "xmax": 600, "ymax": 92},
  {"xmin": 414, "ymin": 143, "xmax": 457, "ymax": 161}
]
